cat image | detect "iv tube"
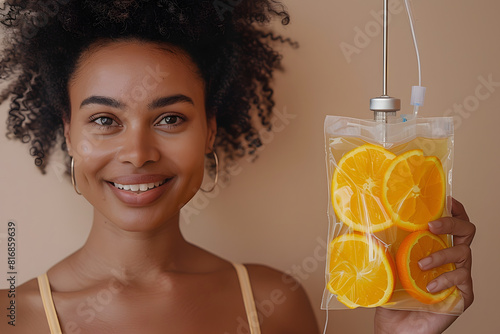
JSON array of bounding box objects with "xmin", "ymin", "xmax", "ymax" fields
[
  {"xmin": 405, "ymin": 0, "xmax": 421, "ymax": 86},
  {"xmin": 404, "ymin": 0, "xmax": 426, "ymax": 117}
]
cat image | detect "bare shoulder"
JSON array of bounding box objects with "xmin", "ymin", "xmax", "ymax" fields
[
  {"xmin": 244, "ymin": 264, "xmax": 320, "ymax": 334},
  {"xmin": 0, "ymin": 278, "xmax": 50, "ymax": 333}
]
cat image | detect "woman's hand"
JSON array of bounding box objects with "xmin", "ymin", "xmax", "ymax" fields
[{"xmin": 374, "ymin": 198, "xmax": 475, "ymax": 334}]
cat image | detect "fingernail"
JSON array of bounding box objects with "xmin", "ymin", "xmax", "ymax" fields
[
  {"xmin": 418, "ymin": 257, "xmax": 432, "ymax": 269},
  {"xmin": 426, "ymin": 280, "xmax": 438, "ymax": 293},
  {"xmin": 428, "ymin": 220, "xmax": 442, "ymax": 230}
]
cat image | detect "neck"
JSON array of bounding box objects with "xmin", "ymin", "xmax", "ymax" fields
[{"xmin": 68, "ymin": 209, "xmax": 191, "ymax": 286}]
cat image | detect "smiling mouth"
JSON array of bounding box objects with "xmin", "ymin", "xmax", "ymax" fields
[{"xmin": 109, "ymin": 178, "xmax": 170, "ymax": 193}]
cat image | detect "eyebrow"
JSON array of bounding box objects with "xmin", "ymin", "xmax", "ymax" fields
[
  {"xmin": 147, "ymin": 94, "xmax": 194, "ymax": 109},
  {"xmin": 80, "ymin": 96, "xmax": 123, "ymax": 109},
  {"xmin": 80, "ymin": 94, "xmax": 195, "ymax": 110}
]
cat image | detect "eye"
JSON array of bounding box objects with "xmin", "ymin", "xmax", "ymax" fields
[
  {"xmin": 92, "ymin": 116, "xmax": 118, "ymax": 127},
  {"xmin": 157, "ymin": 115, "xmax": 184, "ymax": 126}
]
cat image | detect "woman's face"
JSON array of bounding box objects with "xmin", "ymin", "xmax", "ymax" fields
[{"xmin": 64, "ymin": 40, "xmax": 216, "ymax": 231}]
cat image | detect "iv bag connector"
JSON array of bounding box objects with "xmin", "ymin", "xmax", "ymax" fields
[
  {"xmin": 370, "ymin": 0, "xmax": 401, "ymax": 123},
  {"xmin": 374, "ymin": 110, "xmax": 397, "ymax": 123},
  {"xmin": 410, "ymin": 85, "xmax": 426, "ymax": 106},
  {"xmin": 371, "ymin": 96, "xmax": 400, "ymax": 122},
  {"xmin": 370, "ymin": 96, "xmax": 401, "ymax": 112}
]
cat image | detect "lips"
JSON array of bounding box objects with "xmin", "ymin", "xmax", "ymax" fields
[{"xmin": 106, "ymin": 175, "xmax": 173, "ymax": 206}]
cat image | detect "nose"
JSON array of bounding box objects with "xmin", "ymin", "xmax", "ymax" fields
[{"xmin": 117, "ymin": 126, "xmax": 161, "ymax": 167}]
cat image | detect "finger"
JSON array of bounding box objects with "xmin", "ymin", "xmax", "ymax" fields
[
  {"xmin": 418, "ymin": 243, "xmax": 472, "ymax": 272},
  {"xmin": 451, "ymin": 197, "xmax": 470, "ymax": 222},
  {"xmin": 426, "ymin": 267, "xmax": 474, "ymax": 311},
  {"xmin": 428, "ymin": 217, "xmax": 476, "ymax": 246}
]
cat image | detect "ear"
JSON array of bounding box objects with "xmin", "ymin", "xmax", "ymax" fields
[
  {"xmin": 205, "ymin": 116, "xmax": 217, "ymax": 154},
  {"xmin": 63, "ymin": 118, "xmax": 74, "ymax": 156}
]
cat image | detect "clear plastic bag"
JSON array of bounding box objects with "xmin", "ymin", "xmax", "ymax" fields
[{"xmin": 321, "ymin": 115, "xmax": 463, "ymax": 315}]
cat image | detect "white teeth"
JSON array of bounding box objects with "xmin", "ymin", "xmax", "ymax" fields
[{"xmin": 113, "ymin": 179, "xmax": 167, "ymax": 192}]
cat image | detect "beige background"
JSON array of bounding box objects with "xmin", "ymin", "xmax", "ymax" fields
[{"xmin": 1, "ymin": 0, "xmax": 499, "ymax": 333}]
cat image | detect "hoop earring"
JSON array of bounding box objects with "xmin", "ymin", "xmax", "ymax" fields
[
  {"xmin": 71, "ymin": 157, "xmax": 82, "ymax": 195},
  {"xmin": 200, "ymin": 151, "xmax": 219, "ymax": 193}
]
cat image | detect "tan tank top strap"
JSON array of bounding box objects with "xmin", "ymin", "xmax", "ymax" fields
[
  {"xmin": 232, "ymin": 263, "xmax": 261, "ymax": 334},
  {"xmin": 37, "ymin": 273, "xmax": 63, "ymax": 334}
]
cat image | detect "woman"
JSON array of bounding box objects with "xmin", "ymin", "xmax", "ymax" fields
[{"xmin": 0, "ymin": 1, "xmax": 474, "ymax": 333}]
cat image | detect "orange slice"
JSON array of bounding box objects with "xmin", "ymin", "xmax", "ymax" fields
[
  {"xmin": 327, "ymin": 233, "xmax": 396, "ymax": 308},
  {"xmin": 396, "ymin": 231, "xmax": 456, "ymax": 304},
  {"xmin": 332, "ymin": 144, "xmax": 396, "ymax": 233},
  {"xmin": 382, "ymin": 149, "xmax": 446, "ymax": 231}
]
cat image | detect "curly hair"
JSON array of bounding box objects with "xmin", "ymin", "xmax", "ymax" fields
[{"xmin": 0, "ymin": 0, "xmax": 295, "ymax": 173}]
